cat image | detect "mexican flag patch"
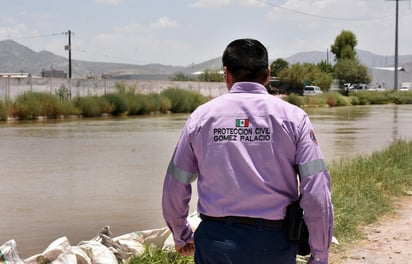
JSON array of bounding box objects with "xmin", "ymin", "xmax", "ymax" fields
[{"xmin": 235, "ymin": 118, "xmax": 249, "ymax": 127}]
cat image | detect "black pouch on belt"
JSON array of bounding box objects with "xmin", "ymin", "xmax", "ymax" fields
[
  {"xmin": 285, "ymin": 200, "xmax": 310, "ymax": 256},
  {"xmin": 286, "ymin": 200, "xmax": 303, "ymax": 240}
]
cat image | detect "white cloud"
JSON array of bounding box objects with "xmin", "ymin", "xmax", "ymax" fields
[
  {"xmin": 95, "ymin": 0, "xmax": 123, "ymax": 6},
  {"xmin": 151, "ymin": 17, "xmax": 178, "ymax": 29}
]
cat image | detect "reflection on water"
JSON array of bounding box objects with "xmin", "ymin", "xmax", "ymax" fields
[
  {"xmin": 304, "ymin": 105, "xmax": 412, "ymax": 161},
  {"xmin": 0, "ymin": 105, "xmax": 411, "ymax": 258}
]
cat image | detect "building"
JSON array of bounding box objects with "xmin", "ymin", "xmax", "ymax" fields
[
  {"xmin": 41, "ymin": 69, "xmax": 67, "ymax": 78},
  {"xmin": 369, "ymin": 66, "xmax": 412, "ymax": 90}
]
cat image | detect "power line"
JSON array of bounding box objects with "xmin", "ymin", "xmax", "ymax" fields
[
  {"xmin": 258, "ymin": 0, "xmax": 396, "ymax": 21},
  {"xmin": 4, "ymin": 32, "xmax": 151, "ymax": 65},
  {"xmin": 11, "ymin": 32, "xmax": 67, "ymax": 40},
  {"xmin": 72, "ymin": 47, "xmax": 153, "ymax": 64}
]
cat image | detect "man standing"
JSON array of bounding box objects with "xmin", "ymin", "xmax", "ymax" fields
[{"xmin": 162, "ymin": 38, "xmax": 333, "ymax": 264}]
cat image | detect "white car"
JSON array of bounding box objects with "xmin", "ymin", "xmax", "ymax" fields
[
  {"xmin": 400, "ymin": 86, "xmax": 409, "ymax": 91},
  {"xmin": 303, "ymin": 86, "xmax": 323, "ymax": 96}
]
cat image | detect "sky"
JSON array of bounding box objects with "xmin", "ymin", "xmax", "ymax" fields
[{"xmin": 1, "ymin": 0, "xmax": 412, "ymax": 67}]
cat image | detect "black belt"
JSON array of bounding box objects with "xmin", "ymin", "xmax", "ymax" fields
[{"xmin": 199, "ymin": 214, "xmax": 284, "ymax": 228}]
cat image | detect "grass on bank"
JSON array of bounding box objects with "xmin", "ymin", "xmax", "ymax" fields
[
  {"xmin": 128, "ymin": 246, "xmax": 307, "ymax": 264},
  {"xmin": 284, "ymin": 90, "xmax": 412, "ymax": 107},
  {"xmin": 129, "ymin": 140, "xmax": 412, "ymax": 263},
  {"xmin": 330, "ymin": 139, "xmax": 412, "ymax": 242},
  {"xmin": 0, "ymin": 87, "xmax": 209, "ymax": 120}
]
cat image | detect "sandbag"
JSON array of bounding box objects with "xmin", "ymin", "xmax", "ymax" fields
[
  {"xmin": 24, "ymin": 236, "xmax": 91, "ymax": 264},
  {"xmin": 112, "ymin": 226, "xmax": 171, "ymax": 258},
  {"xmin": 0, "ymin": 239, "xmax": 24, "ymax": 264},
  {"xmin": 78, "ymin": 240, "xmax": 118, "ymax": 264}
]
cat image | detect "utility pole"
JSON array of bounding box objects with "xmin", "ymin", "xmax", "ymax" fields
[
  {"xmin": 64, "ymin": 30, "xmax": 73, "ymax": 79},
  {"xmin": 386, "ymin": 0, "xmax": 407, "ymax": 90}
]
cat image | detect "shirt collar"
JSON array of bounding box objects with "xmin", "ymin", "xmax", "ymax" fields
[{"xmin": 229, "ymin": 82, "xmax": 269, "ymax": 95}]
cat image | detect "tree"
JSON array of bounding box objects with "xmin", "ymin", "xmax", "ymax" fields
[
  {"xmin": 277, "ymin": 63, "xmax": 333, "ymax": 95},
  {"xmin": 270, "ymin": 58, "xmax": 289, "ymax": 77},
  {"xmin": 333, "ymin": 59, "xmax": 371, "ymax": 85},
  {"xmin": 331, "ymin": 30, "xmax": 357, "ymax": 60},
  {"xmin": 330, "ymin": 30, "xmax": 371, "ymax": 94},
  {"xmin": 317, "ymin": 60, "xmax": 333, "ymax": 74}
]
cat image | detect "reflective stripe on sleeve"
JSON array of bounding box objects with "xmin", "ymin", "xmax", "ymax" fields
[
  {"xmin": 167, "ymin": 162, "xmax": 198, "ymax": 184},
  {"xmin": 298, "ymin": 159, "xmax": 327, "ymax": 179}
]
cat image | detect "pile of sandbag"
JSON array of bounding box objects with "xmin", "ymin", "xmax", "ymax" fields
[{"xmin": 0, "ymin": 212, "xmax": 201, "ymax": 264}]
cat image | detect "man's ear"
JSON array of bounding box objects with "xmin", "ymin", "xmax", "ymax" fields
[
  {"xmin": 224, "ymin": 66, "xmax": 234, "ymax": 90},
  {"xmin": 264, "ymin": 66, "xmax": 271, "ymax": 85}
]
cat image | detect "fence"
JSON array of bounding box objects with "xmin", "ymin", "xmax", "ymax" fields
[{"xmin": 0, "ymin": 77, "xmax": 228, "ymax": 102}]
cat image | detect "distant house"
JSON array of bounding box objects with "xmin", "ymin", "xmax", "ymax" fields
[
  {"xmin": 0, "ymin": 72, "xmax": 32, "ymax": 78},
  {"xmin": 41, "ymin": 69, "xmax": 67, "ymax": 78}
]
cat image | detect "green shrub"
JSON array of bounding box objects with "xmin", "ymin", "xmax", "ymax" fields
[
  {"xmin": 145, "ymin": 93, "xmax": 172, "ymax": 113},
  {"xmin": 350, "ymin": 91, "xmax": 370, "ymax": 105},
  {"xmin": 368, "ymin": 92, "xmax": 389, "ymax": 104},
  {"xmin": 72, "ymin": 96, "xmax": 105, "ymax": 117},
  {"xmin": 0, "ymin": 101, "xmax": 8, "ymax": 121},
  {"xmin": 158, "ymin": 95, "xmax": 172, "ymax": 113},
  {"xmin": 103, "ymin": 93, "xmax": 128, "ymax": 115},
  {"xmin": 128, "ymin": 246, "xmax": 194, "ymax": 264},
  {"xmin": 124, "ymin": 94, "xmax": 143, "ymax": 115},
  {"xmin": 350, "ymin": 91, "xmax": 389, "ymax": 105},
  {"xmin": 161, "ymin": 88, "xmax": 208, "ymax": 113},
  {"xmin": 388, "ymin": 91, "xmax": 412, "ymax": 104},
  {"xmin": 303, "ymin": 94, "xmax": 327, "ymax": 107},
  {"xmin": 56, "ymin": 101, "xmax": 80, "ymax": 116},
  {"xmin": 325, "ymin": 92, "xmax": 349, "ymax": 107},
  {"xmin": 349, "ymin": 96, "xmax": 360, "ymax": 105},
  {"xmin": 11, "ymin": 92, "xmax": 43, "ymax": 119},
  {"xmin": 143, "ymin": 94, "xmax": 161, "ymax": 113},
  {"xmin": 11, "ymin": 91, "xmax": 78, "ymax": 119},
  {"xmin": 9, "ymin": 92, "xmax": 80, "ymax": 119},
  {"xmin": 36, "ymin": 92, "xmax": 62, "ymax": 116},
  {"xmin": 284, "ymin": 93, "xmax": 304, "ymax": 107}
]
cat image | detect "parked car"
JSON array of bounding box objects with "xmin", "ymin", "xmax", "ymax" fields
[
  {"xmin": 303, "ymin": 86, "xmax": 323, "ymax": 96},
  {"xmin": 400, "ymin": 86, "xmax": 410, "ymax": 91}
]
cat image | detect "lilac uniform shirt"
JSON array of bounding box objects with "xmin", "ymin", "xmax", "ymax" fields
[{"xmin": 162, "ymin": 82, "xmax": 334, "ymax": 263}]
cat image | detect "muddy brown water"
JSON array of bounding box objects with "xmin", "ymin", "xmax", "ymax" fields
[{"xmin": 1, "ymin": 105, "xmax": 411, "ymax": 258}]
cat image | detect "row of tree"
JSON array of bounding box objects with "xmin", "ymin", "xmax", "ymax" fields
[
  {"xmin": 270, "ymin": 30, "xmax": 370, "ymax": 95},
  {"xmin": 170, "ymin": 30, "xmax": 371, "ymax": 95}
]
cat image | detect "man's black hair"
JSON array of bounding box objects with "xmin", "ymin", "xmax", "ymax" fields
[{"xmin": 222, "ymin": 38, "xmax": 269, "ymax": 84}]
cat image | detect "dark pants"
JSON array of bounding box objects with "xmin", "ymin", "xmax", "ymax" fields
[{"xmin": 194, "ymin": 219, "xmax": 297, "ymax": 264}]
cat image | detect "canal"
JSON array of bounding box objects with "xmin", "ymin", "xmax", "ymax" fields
[{"xmin": 0, "ymin": 104, "xmax": 411, "ymax": 258}]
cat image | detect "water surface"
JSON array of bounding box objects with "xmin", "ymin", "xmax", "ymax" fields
[{"xmin": 1, "ymin": 105, "xmax": 411, "ymax": 258}]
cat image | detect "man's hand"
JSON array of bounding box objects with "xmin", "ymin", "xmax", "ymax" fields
[{"xmin": 175, "ymin": 241, "xmax": 195, "ymax": 256}]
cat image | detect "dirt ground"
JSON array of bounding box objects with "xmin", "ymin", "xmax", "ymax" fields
[{"xmin": 329, "ymin": 195, "xmax": 412, "ymax": 264}]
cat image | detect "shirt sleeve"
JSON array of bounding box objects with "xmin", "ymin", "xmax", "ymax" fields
[
  {"xmin": 161, "ymin": 117, "xmax": 198, "ymax": 247},
  {"xmin": 295, "ymin": 115, "xmax": 334, "ymax": 264}
]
